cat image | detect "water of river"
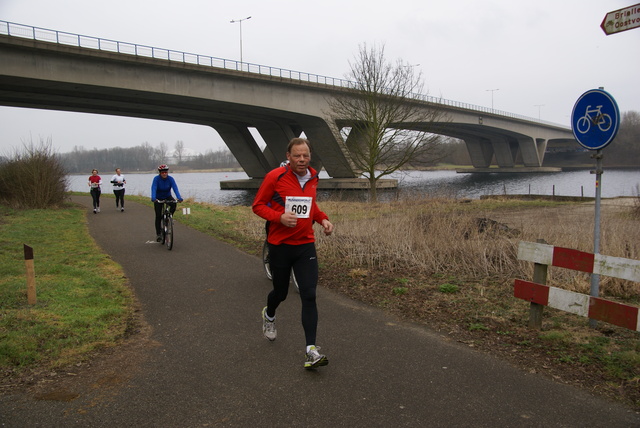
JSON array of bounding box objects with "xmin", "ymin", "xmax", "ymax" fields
[{"xmin": 67, "ymin": 168, "xmax": 640, "ymax": 206}]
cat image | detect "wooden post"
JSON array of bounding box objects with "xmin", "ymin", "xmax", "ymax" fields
[
  {"xmin": 529, "ymin": 239, "xmax": 548, "ymax": 329},
  {"xmin": 24, "ymin": 244, "xmax": 37, "ymax": 305}
]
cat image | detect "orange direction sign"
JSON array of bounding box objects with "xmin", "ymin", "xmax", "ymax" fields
[{"xmin": 601, "ymin": 3, "xmax": 640, "ymax": 35}]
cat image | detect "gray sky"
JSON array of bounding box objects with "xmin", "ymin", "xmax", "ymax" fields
[{"xmin": 1, "ymin": 0, "xmax": 638, "ymax": 155}]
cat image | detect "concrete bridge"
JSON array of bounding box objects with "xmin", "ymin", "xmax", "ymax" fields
[{"xmin": 0, "ymin": 21, "xmax": 576, "ymax": 188}]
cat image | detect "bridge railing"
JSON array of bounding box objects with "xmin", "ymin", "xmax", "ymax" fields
[{"xmin": 0, "ymin": 20, "xmax": 565, "ymax": 128}]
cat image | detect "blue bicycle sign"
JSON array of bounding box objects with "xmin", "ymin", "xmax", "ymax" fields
[
  {"xmin": 571, "ymin": 89, "xmax": 620, "ymax": 150},
  {"xmin": 575, "ymin": 105, "xmax": 613, "ymax": 134}
]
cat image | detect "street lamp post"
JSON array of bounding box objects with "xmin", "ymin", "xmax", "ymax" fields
[
  {"xmin": 534, "ymin": 104, "xmax": 545, "ymax": 120},
  {"xmin": 230, "ymin": 16, "xmax": 252, "ymax": 67},
  {"xmin": 486, "ymin": 88, "xmax": 499, "ymax": 110}
]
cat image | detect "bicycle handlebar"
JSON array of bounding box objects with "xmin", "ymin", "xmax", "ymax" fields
[{"xmin": 155, "ymin": 199, "xmax": 180, "ymax": 204}]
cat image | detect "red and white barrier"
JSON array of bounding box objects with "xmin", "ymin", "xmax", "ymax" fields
[
  {"xmin": 514, "ymin": 241, "xmax": 640, "ymax": 331},
  {"xmin": 517, "ymin": 241, "xmax": 640, "ymax": 282}
]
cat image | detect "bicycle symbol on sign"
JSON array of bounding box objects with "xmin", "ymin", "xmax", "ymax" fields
[{"xmin": 575, "ymin": 105, "xmax": 613, "ymax": 134}]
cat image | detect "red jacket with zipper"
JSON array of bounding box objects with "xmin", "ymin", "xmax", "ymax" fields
[{"xmin": 252, "ymin": 165, "xmax": 328, "ymax": 246}]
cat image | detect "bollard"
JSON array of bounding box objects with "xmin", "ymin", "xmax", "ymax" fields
[{"xmin": 24, "ymin": 244, "xmax": 37, "ymax": 305}]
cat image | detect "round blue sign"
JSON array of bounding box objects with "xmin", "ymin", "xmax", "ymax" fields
[{"xmin": 571, "ymin": 89, "xmax": 620, "ymax": 150}]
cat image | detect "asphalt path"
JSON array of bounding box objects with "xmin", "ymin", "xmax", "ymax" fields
[{"xmin": 1, "ymin": 195, "xmax": 638, "ymax": 427}]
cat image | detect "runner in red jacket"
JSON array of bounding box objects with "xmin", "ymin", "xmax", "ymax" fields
[{"xmin": 252, "ymin": 137, "xmax": 334, "ymax": 369}]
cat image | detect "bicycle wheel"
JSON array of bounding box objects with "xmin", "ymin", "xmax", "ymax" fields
[
  {"xmin": 165, "ymin": 215, "xmax": 174, "ymax": 250},
  {"xmin": 160, "ymin": 214, "xmax": 167, "ymax": 246},
  {"xmin": 263, "ymin": 240, "xmax": 298, "ymax": 292},
  {"xmin": 262, "ymin": 240, "xmax": 272, "ymax": 280},
  {"xmin": 291, "ymin": 271, "xmax": 299, "ymax": 293}
]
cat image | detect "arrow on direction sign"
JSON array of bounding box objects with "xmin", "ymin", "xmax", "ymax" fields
[{"xmin": 601, "ymin": 3, "xmax": 640, "ymax": 35}]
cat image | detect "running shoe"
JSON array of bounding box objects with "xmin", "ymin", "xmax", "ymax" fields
[
  {"xmin": 156, "ymin": 234, "xmax": 162, "ymax": 242},
  {"xmin": 304, "ymin": 346, "xmax": 328, "ymax": 369},
  {"xmin": 262, "ymin": 306, "xmax": 276, "ymax": 341}
]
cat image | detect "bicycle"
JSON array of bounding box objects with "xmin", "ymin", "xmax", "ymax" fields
[
  {"xmin": 157, "ymin": 199, "xmax": 178, "ymax": 250},
  {"xmin": 262, "ymin": 239, "xmax": 300, "ymax": 293},
  {"xmin": 576, "ymin": 104, "xmax": 612, "ymax": 134}
]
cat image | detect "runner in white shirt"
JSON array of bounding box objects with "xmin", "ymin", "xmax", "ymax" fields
[{"xmin": 110, "ymin": 168, "xmax": 126, "ymax": 212}]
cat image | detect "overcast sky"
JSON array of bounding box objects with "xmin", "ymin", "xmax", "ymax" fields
[{"xmin": 1, "ymin": 0, "xmax": 638, "ymax": 155}]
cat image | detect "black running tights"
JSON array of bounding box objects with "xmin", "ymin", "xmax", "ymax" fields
[
  {"xmin": 90, "ymin": 188, "xmax": 101, "ymax": 209},
  {"xmin": 113, "ymin": 189, "xmax": 125, "ymax": 207},
  {"xmin": 266, "ymin": 242, "xmax": 319, "ymax": 346}
]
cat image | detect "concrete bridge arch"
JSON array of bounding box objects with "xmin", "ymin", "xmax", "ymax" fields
[{"xmin": 0, "ymin": 24, "xmax": 576, "ymax": 187}]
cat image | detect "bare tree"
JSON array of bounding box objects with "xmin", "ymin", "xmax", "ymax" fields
[
  {"xmin": 155, "ymin": 142, "xmax": 169, "ymax": 166},
  {"xmin": 174, "ymin": 140, "xmax": 185, "ymax": 164},
  {"xmin": 606, "ymin": 110, "xmax": 640, "ymax": 166},
  {"xmin": 327, "ymin": 43, "xmax": 449, "ymax": 201}
]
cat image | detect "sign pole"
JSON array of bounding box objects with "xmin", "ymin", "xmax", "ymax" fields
[
  {"xmin": 571, "ymin": 88, "xmax": 619, "ymax": 329},
  {"xmin": 589, "ymin": 150, "xmax": 603, "ymax": 328}
]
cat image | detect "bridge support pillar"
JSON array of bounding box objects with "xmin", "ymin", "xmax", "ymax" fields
[
  {"xmin": 297, "ymin": 118, "xmax": 357, "ymax": 178},
  {"xmin": 518, "ymin": 136, "xmax": 547, "ymax": 167},
  {"xmin": 464, "ymin": 137, "xmax": 494, "ymax": 168},
  {"xmin": 492, "ymin": 136, "xmax": 516, "ymax": 168},
  {"xmin": 213, "ymin": 123, "xmax": 271, "ymax": 178},
  {"xmin": 254, "ymin": 120, "xmax": 297, "ymax": 168}
]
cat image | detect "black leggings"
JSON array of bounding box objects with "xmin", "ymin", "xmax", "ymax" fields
[
  {"xmin": 266, "ymin": 242, "xmax": 319, "ymax": 346},
  {"xmin": 113, "ymin": 189, "xmax": 125, "ymax": 207},
  {"xmin": 154, "ymin": 200, "xmax": 176, "ymax": 235},
  {"xmin": 90, "ymin": 188, "xmax": 101, "ymax": 209}
]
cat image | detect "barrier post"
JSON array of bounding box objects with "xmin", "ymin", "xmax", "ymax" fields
[
  {"xmin": 529, "ymin": 239, "xmax": 548, "ymax": 329},
  {"xmin": 24, "ymin": 244, "xmax": 37, "ymax": 305}
]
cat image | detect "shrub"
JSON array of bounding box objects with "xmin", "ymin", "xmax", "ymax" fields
[
  {"xmin": 392, "ymin": 286, "xmax": 408, "ymax": 296},
  {"xmin": 0, "ymin": 139, "xmax": 68, "ymax": 209},
  {"xmin": 439, "ymin": 283, "xmax": 460, "ymax": 293}
]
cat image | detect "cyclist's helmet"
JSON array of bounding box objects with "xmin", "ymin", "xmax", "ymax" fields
[{"xmin": 157, "ymin": 164, "xmax": 169, "ymax": 172}]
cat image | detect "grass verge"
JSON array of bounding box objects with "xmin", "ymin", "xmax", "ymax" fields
[{"xmin": 0, "ymin": 203, "xmax": 135, "ymax": 379}]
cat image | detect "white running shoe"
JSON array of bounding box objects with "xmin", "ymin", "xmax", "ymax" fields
[
  {"xmin": 304, "ymin": 346, "xmax": 328, "ymax": 369},
  {"xmin": 262, "ymin": 306, "xmax": 276, "ymax": 341}
]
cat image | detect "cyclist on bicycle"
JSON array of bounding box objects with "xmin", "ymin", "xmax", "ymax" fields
[{"xmin": 151, "ymin": 164, "xmax": 183, "ymax": 242}]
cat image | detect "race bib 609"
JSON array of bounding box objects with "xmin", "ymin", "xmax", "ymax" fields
[{"xmin": 285, "ymin": 196, "xmax": 312, "ymax": 218}]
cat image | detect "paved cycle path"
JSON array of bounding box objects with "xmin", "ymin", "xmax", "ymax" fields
[{"xmin": 1, "ymin": 196, "xmax": 638, "ymax": 427}]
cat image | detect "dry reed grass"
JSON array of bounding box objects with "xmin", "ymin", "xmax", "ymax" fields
[{"xmin": 312, "ymin": 196, "xmax": 640, "ymax": 300}]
